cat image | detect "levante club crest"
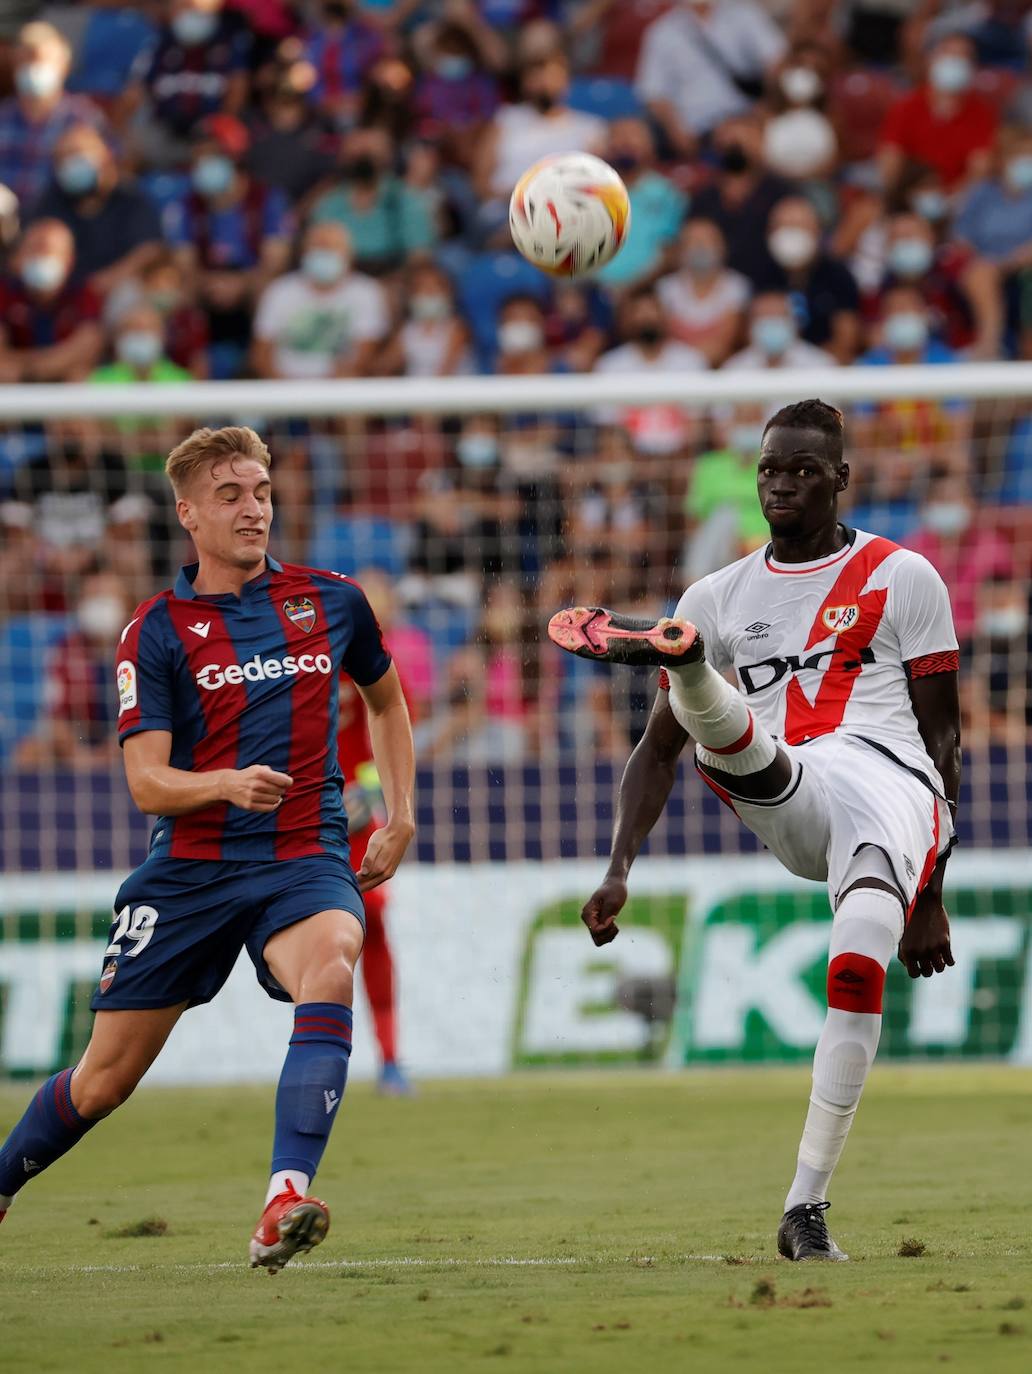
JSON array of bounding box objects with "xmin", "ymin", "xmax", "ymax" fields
[{"xmin": 283, "ymin": 597, "xmax": 317, "ymax": 633}]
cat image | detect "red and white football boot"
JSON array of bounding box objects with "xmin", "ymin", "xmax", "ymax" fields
[{"xmin": 249, "ymin": 1179, "xmax": 330, "ymax": 1274}]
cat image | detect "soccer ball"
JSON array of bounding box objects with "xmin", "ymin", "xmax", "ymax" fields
[{"xmin": 508, "ymin": 153, "xmax": 631, "ymax": 279}]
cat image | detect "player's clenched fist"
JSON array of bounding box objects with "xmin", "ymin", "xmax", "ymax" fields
[
  {"xmin": 222, "ymin": 765, "xmax": 293, "ymax": 812},
  {"xmin": 581, "ymin": 874, "xmax": 627, "ymax": 946}
]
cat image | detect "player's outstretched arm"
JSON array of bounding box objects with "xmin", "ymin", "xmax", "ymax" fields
[
  {"xmin": 123, "ymin": 731, "xmax": 293, "ymax": 816},
  {"xmin": 582, "ymin": 692, "xmax": 690, "ymax": 947},
  {"xmin": 900, "ymin": 668, "xmax": 962, "ymax": 979},
  {"xmin": 354, "ymin": 664, "xmax": 416, "ymax": 892}
]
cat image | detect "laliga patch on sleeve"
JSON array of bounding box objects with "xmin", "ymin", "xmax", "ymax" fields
[{"xmin": 117, "ymin": 659, "xmax": 138, "ymax": 716}]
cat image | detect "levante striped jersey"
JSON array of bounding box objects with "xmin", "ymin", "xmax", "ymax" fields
[{"xmin": 116, "ymin": 556, "xmax": 392, "ymax": 862}]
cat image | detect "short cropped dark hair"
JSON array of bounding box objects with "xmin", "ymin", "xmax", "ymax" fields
[{"xmin": 763, "ymin": 399, "xmax": 844, "ymax": 462}]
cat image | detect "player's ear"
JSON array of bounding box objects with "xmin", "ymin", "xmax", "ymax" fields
[
  {"xmin": 836, "ymin": 462, "xmax": 849, "ymax": 493},
  {"xmin": 176, "ymin": 496, "xmax": 197, "ymax": 533}
]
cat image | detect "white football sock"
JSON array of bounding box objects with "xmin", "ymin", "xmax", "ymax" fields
[
  {"xmin": 784, "ymin": 889, "xmax": 899, "ymax": 1212},
  {"xmin": 265, "ymin": 1169, "xmax": 310, "ymax": 1206},
  {"xmin": 667, "ymin": 661, "xmax": 777, "ymax": 776}
]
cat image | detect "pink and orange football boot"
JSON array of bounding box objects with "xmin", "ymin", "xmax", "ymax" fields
[{"xmin": 547, "ymin": 606, "xmax": 703, "ymax": 667}]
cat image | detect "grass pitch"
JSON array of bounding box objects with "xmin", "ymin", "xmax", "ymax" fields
[{"xmin": 1, "ymin": 1066, "xmax": 1030, "ymax": 1373}]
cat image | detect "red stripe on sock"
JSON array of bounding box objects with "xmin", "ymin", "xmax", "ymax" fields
[
  {"xmin": 52, "ymin": 1070, "xmax": 79, "ymax": 1129},
  {"xmin": 827, "ymin": 953, "xmax": 885, "ymax": 1014},
  {"xmin": 292, "ymin": 1018, "xmax": 353, "ymax": 1039},
  {"xmin": 706, "ymin": 713, "xmax": 754, "ymax": 756}
]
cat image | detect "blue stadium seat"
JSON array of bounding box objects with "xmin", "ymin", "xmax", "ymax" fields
[
  {"xmin": 567, "ymin": 77, "xmax": 643, "ymax": 121},
  {"xmin": 0, "ymin": 614, "xmax": 72, "ymax": 763},
  {"xmin": 996, "ymin": 418, "xmax": 1032, "ymax": 505},
  {"xmin": 846, "ymin": 502, "xmax": 921, "ymax": 544},
  {"xmin": 457, "ymin": 253, "xmax": 552, "ymax": 366},
  {"xmin": 309, "ymin": 515, "xmax": 412, "ymax": 578},
  {"xmin": 66, "ymin": 8, "xmax": 157, "ymax": 97},
  {"xmin": 139, "ymin": 171, "xmax": 192, "ymax": 242}
]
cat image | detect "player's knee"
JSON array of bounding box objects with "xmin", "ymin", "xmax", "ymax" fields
[
  {"xmin": 813, "ymin": 1032, "xmax": 875, "ymax": 1110},
  {"xmin": 72, "ymin": 1066, "xmax": 140, "ymax": 1120},
  {"xmin": 302, "ymin": 945, "xmax": 356, "ymax": 1004}
]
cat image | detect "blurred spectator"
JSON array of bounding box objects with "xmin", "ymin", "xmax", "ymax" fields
[
  {"xmin": 29, "ymin": 124, "xmax": 162, "ymax": 297},
  {"xmin": 872, "ymin": 210, "xmax": 1001, "ymax": 357},
  {"xmin": 878, "ymin": 32, "xmax": 996, "ymax": 192},
  {"xmin": 495, "ymin": 294, "xmax": 559, "ymax": 376},
  {"xmin": 594, "ymin": 117, "xmax": 687, "ymax": 290},
  {"xmin": 543, "ymin": 282, "xmax": 611, "ymax": 373},
  {"xmin": 412, "ymin": 21, "xmax": 501, "ymax": 168},
  {"xmin": 310, "ymin": 125, "xmax": 435, "ymax": 276},
  {"xmin": 595, "ymin": 287, "xmax": 707, "ymax": 455},
  {"xmin": 380, "ymin": 260, "xmax": 474, "ymax": 377},
  {"xmin": 954, "ymin": 126, "xmax": 1032, "ymax": 354},
  {"xmin": 244, "ymin": 45, "xmax": 337, "ymax": 203},
  {"xmin": 473, "ymin": 53, "xmax": 606, "ymax": 240},
  {"xmin": 689, "ymin": 113, "xmax": 794, "ymax": 282},
  {"xmin": 750, "ymin": 196, "xmax": 861, "ymax": 362},
  {"xmin": 916, "ymin": 0, "xmax": 1032, "ymax": 71},
  {"xmin": 252, "ymin": 221, "xmax": 388, "ymax": 379},
  {"xmin": 905, "ymin": 472, "xmax": 1014, "ymax": 642},
  {"xmin": 0, "ymin": 502, "xmax": 43, "ymax": 620},
  {"xmin": 0, "ymin": 21, "xmax": 106, "ymax": 209},
  {"xmin": 963, "ymin": 576, "xmax": 1032, "ymax": 746},
  {"xmin": 0, "ymin": 219, "xmax": 103, "ymax": 382},
  {"xmin": 301, "ymin": 0, "xmax": 386, "ymax": 130},
  {"xmin": 105, "ymin": 493, "xmax": 162, "ymax": 606},
  {"xmin": 566, "ymin": 0, "xmax": 671, "ymax": 81},
  {"xmin": 657, "ymin": 218, "xmax": 750, "ymax": 366},
  {"xmin": 682, "ymin": 413, "xmax": 771, "ymax": 580},
  {"xmin": 127, "ymin": 0, "xmax": 252, "ymax": 167},
  {"xmin": 133, "ymin": 249, "xmax": 210, "ymax": 378},
  {"xmin": 861, "ymin": 284, "xmax": 961, "ymax": 368},
  {"xmin": 359, "ymin": 57, "xmax": 419, "ymax": 148},
  {"xmin": 635, "ymin": 0, "xmax": 787, "ymax": 152},
  {"xmin": 14, "ymin": 570, "xmax": 129, "ymax": 770},
  {"xmin": 89, "ymin": 303, "xmax": 193, "ymax": 470},
  {"xmin": 355, "ymin": 564, "xmax": 435, "ymax": 717},
  {"xmin": 725, "ymin": 289, "xmax": 836, "ymax": 370},
  {"xmin": 762, "ymin": 40, "xmax": 838, "ymax": 182},
  {"xmin": 167, "ymin": 115, "xmax": 292, "ymax": 377}
]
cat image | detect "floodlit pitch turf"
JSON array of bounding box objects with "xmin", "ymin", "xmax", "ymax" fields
[{"xmin": 1, "ymin": 1067, "xmax": 1030, "ymax": 1373}]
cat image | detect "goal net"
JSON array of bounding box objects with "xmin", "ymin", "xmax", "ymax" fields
[{"xmin": 0, "ymin": 364, "xmax": 1029, "ymax": 1081}]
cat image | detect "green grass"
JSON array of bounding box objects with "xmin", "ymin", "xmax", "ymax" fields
[{"xmin": 1, "ymin": 1067, "xmax": 1030, "ymax": 1373}]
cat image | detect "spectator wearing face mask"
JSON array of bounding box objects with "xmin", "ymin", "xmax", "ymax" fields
[
  {"xmin": 593, "ymin": 117, "xmax": 687, "ymax": 290},
  {"xmin": 657, "ymin": 218, "xmax": 749, "ymax": 366},
  {"xmin": 0, "ymin": 219, "xmax": 103, "ymax": 383},
  {"xmin": 310, "ymin": 125, "xmax": 436, "ymax": 276},
  {"xmin": 167, "ymin": 115, "xmax": 292, "ymax": 378},
  {"xmin": 750, "ymin": 197, "xmax": 860, "ymax": 362},
  {"xmin": 472, "ymin": 54, "xmax": 606, "ymax": 241},
  {"xmin": 380, "ymin": 261, "xmax": 474, "ymax": 378},
  {"xmin": 252, "ymin": 221, "xmax": 388, "ymax": 379},
  {"xmin": 125, "ymin": 0, "xmax": 251, "ymax": 167},
  {"xmin": 301, "ymin": 0, "xmax": 386, "ymax": 130},
  {"xmin": 682, "ymin": 412, "xmax": 773, "ymax": 581},
  {"xmin": 904, "ymin": 474, "xmax": 1014, "ymax": 645},
  {"xmin": 89, "ymin": 302, "xmax": 193, "ymax": 467},
  {"xmin": 955, "ymin": 126, "xmax": 1032, "ymax": 355},
  {"xmin": 14, "ymin": 571, "xmax": 130, "ymax": 771},
  {"xmin": 243, "ymin": 51, "xmax": 338, "ymax": 205},
  {"xmin": 413, "ymin": 21, "xmax": 501, "ymax": 170},
  {"xmin": 724, "ymin": 290, "xmax": 836, "ymax": 371},
  {"xmin": 878, "ymin": 33, "xmax": 996, "ymax": 193},
  {"xmin": 0, "ymin": 22, "xmax": 107, "ymax": 210},
  {"xmin": 635, "ymin": 0, "xmax": 787, "ymax": 155},
  {"xmin": 963, "ymin": 576, "xmax": 1032, "ymax": 747},
  {"xmin": 762, "ymin": 41, "xmax": 838, "ymax": 184},
  {"xmin": 29, "ymin": 124, "xmax": 162, "ymax": 299},
  {"xmin": 124, "ymin": 248, "xmax": 210, "ymax": 378},
  {"xmin": 494, "ymin": 295, "xmax": 558, "ymax": 377},
  {"xmin": 872, "ymin": 210, "xmax": 1001, "ymax": 357},
  {"xmin": 689, "ymin": 114, "xmax": 795, "ymax": 284}
]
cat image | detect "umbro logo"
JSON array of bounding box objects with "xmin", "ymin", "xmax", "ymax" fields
[
  {"xmin": 745, "ymin": 621, "xmax": 771, "ymax": 640},
  {"xmin": 833, "ymin": 968, "xmax": 864, "ymax": 985},
  {"xmin": 904, "ymin": 855, "xmax": 916, "ymax": 879},
  {"xmin": 23, "ymin": 1157, "xmax": 41, "ymax": 1173},
  {"xmin": 324, "ymin": 1089, "xmax": 340, "ymax": 1115},
  {"xmin": 188, "ymin": 621, "xmax": 211, "ymax": 639}
]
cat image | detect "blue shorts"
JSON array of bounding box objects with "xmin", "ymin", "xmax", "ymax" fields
[{"xmin": 90, "ymin": 855, "xmax": 365, "ymax": 1012}]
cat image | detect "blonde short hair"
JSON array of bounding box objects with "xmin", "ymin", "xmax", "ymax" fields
[
  {"xmin": 165, "ymin": 426, "xmax": 272, "ymax": 496},
  {"xmin": 19, "ymin": 21, "xmax": 71, "ymax": 64}
]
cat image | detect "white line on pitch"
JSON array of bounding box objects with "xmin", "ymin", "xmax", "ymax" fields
[{"xmin": 11, "ymin": 1253, "xmax": 731, "ymax": 1277}]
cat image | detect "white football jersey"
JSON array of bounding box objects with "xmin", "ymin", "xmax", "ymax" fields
[{"xmin": 675, "ymin": 528, "xmax": 959, "ymax": 791}]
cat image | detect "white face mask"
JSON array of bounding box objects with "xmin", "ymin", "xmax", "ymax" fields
[
  {"xmin": 923, "ymin": 500, "xmax": 970, "ymax": 537},
  {"xmin": 768, "ymin": 225, "xmax": 817, "ymax": 270},
  {"xmin": 79, "ymin": 594, "xmax": 125, "ymax": 640},
  {"xmin": 16, "ymin": 62, "xmax": 62, "ymax": 99},
  {"xmin": 498, "ymin": 320, "xmax": 543, "ymax": 354},
  {"xmin": 979, "ymin": 606, "xmax": 1025, "ymax": 640},
  {"xmin": 21, "ymin": 253, "xmax": 66, "ymax": 293}
]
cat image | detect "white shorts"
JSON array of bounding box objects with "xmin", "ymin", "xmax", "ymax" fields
[{"xmin": 697, "ymin": 733, "xmax": 953, "ymax": 915}]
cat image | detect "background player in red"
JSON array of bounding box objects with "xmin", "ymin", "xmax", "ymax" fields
[
  {"xmin": 338, "ymin": 670, "xmax": 411, "ymax": 1095},
  {"xmin": 0, "ymin": 425, "xmax": 416, "ymax": 1272},
  {"xmin": 549, "ymin": 399, "xmax": 961, "ymax": 1264}
]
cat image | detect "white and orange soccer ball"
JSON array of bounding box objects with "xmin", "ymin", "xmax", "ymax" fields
[{"xmin": 508, "ymin": 152, "xmax": 631, "ymax": 279}]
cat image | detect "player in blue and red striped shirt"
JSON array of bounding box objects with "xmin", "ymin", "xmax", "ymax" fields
[{"xmin": 0, "ymin": 425, "xmax": 415, "ymax": 1273}]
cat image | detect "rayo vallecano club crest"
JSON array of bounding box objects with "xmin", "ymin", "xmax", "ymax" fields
[
  {"xmin": 822, "ymin": 604, "xmax": 860, "ymax": 634},
  {"xmin": 283, "ymin": 596, "xmax": 317, "ymax": 633}
]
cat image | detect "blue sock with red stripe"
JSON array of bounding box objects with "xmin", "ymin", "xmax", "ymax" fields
[
  {"xmin": 271, "ymin": 1003, "xmax": 353, "ymax": 1182},
  {"xmin": 0, "ymin": 1069, "xmax": 96, "ymax": 1203}
]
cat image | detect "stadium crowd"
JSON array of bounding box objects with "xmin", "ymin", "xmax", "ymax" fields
[{"xmin": 0, "ymin": 0, "xmax": 1030, "ymax": 771}]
